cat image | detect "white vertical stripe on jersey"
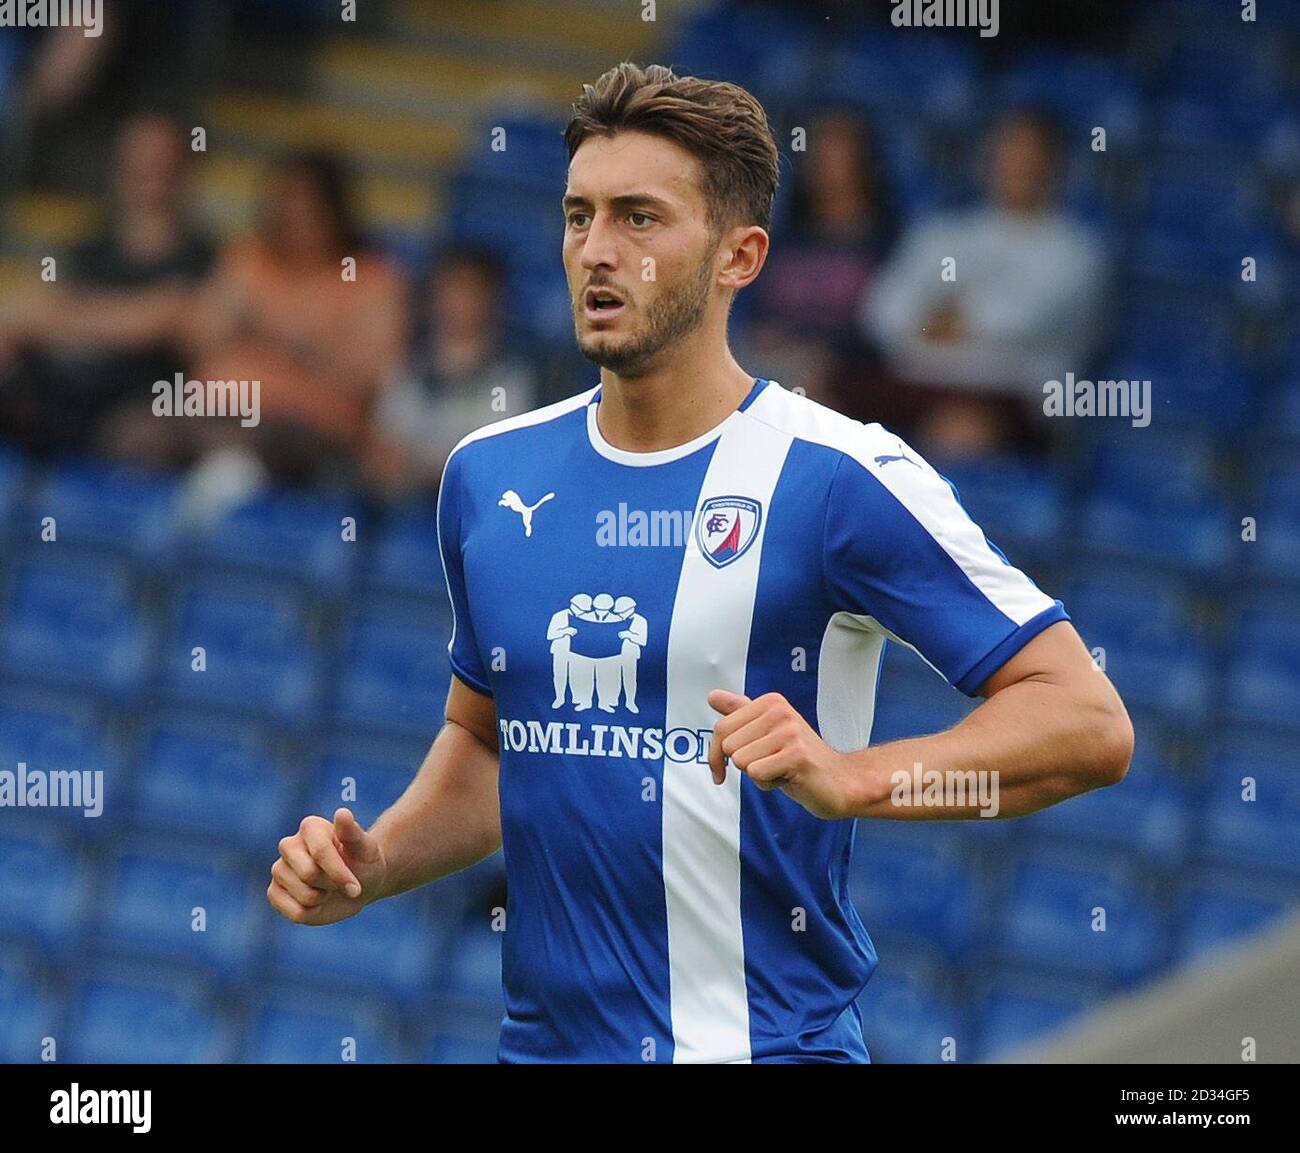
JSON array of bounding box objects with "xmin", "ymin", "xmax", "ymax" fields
[{"xmin": 661, "ymin": 410, "xmax": 792, "ymax": 1063}]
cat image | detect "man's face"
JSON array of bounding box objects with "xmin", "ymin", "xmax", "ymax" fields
[
  {"xmin": 562, "ymin": 130, "xmax": 720, "ymax": 376},
  {"xmin": 117, "ymin": 117, "xmax": 184, "ymax": 215},
  {"xmin": 989, "ymin": 119, "xmax": 1055, "ymax": 214},
  {"xmin": 432, "ymin": 262, "xmax": 494, "ymax": 341}
]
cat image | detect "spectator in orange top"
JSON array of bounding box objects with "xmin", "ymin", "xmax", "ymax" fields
[{"xmin": 175, "ymin": 151, "xmax": 406, "ymax": 486}]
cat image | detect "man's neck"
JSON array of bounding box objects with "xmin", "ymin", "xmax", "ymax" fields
[
  {"xmin": 595, "ymin": 340, "xmax": 756, "ymax": 453},
  {"xmin": 118, "ymin": 211, "xmax": 183, "ymax": 262}
]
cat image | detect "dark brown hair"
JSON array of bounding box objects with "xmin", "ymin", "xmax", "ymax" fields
[{"xmin": 564, "ymin": 62, "xmax": 779, "ymax": 235}]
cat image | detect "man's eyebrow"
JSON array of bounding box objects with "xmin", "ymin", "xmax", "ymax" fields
[{"xmin": 562, "ymin": 193, "xmax": 675, "ymax": 212}]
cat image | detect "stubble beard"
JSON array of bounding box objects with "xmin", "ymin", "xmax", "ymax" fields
[{"xmin": 575, "ymin": 252, "xmax": 715, "ymax": 378}]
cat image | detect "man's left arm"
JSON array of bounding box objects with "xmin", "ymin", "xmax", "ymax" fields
[
  {"xmin": 708, "ymin": 618, "xmax": 1132, "ymax": 820},
  {"xmin": 708, "ymin": 429, "xmax": 1134, "ymax": 821}
]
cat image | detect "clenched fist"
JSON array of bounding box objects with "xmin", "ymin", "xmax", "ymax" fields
[
  {"xmin": 707, "ymin": 690, "xmax": 867, "ymax": 821},
  {"xmin": 267, "ymin": 807, "xmax": 388, "ymax": 925}
]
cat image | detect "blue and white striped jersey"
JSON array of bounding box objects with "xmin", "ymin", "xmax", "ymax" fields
[{"xmin": 436, "ymin": 377, "xmax": 1067, "ymax": 1063}]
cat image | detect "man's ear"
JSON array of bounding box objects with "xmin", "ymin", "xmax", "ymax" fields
[{"xmin": 717, "ymin": 224, "xmax": 769, "ymax": 291}]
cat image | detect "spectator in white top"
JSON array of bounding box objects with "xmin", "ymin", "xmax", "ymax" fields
[{"xmin": 862, "ymin": 109, "xmax": 1109, "ymax": 457}]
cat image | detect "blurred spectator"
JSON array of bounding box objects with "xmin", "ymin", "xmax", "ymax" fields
[
  {"xmin": 364, "ymin": 245, "xmax": 541, "ymax": 499},
  {"xmin": 0, "ymin": 112, "xmax": 212, "ymax": 456},
  {"xmin": 132, "ymin": 152, "xmax": 407, "ymax": 498},
  {"xmin": 738, "ymin": 108, "xmax": 896, "ymax": 407},
  {"xmin": 17, "ymin": 1, "xmax": 200, "ymax": 194},
  {"xmin": 861, "ymin": 109, "xmax": 1109, "ymax": 457}
]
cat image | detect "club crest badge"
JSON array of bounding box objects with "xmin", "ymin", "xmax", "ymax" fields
[{"xmin": 696, "ymin": 495, "xmax": 762, "ymax": 569}]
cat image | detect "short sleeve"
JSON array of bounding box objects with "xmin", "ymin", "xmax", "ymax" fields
[
  {"xmin": 436, "ymin": 447, "xmax": 492, "ymax": 695},
  {"xmin": 822, "ymin": 431, "xmax": 1068, "ymax": 696}
]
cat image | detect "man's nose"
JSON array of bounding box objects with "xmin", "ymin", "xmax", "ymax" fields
[{"xmin": 579, "ymin": 211, "xmax": 619, "ymax": 271}]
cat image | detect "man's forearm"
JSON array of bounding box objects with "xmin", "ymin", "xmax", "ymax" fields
[
  {"xmin": 34, "ymin": 286, "xmax": 189, "ymax": 350},
  {"xmin": 366, "ymin": 719, "xmax": 502, "ymax": 902},
  {"xmin": 848, "ymin": 672, "xmax": 1132, "ymax": 820}
]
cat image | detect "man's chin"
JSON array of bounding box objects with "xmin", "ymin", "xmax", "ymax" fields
[{"xmin": 577, "ymin": 334, "xmax": 647, "ymax": 375}]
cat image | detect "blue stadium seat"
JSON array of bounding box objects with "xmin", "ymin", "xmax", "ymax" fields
[
  {"xmin": 130, "ymin": 719, "xmax": 291, "ymax": 853},
  {"xmin": 1079, "ymin": 437, "xmax": 1230, "ymax": 574},
  {"xmin": 94, "ymin": 845, "xmax": 264, "ymax": 981},
  {"xmin": 998, "ymin": 50, "xmax": 1145, "ymax": 146},
  {"xmin": 181, "ymin": 491, "xmax": 358, "ymax": 596},
  {"xmin": 1155, "ymin": 4, "xmax": 1286, "ymax": 114},
  {"xmin": 668, "ymin": 0, "xmax": 813, "ymax": 91},
  {"xmin": 936, "ymin": 455, "xmax": 1066, "ymax": 560},
  {"xmin": 870, "ymin": 678, "xmax": 975, "ymax": 745},
  {"xmin": 267, "ymin": 891, "xmax": 447, "ymax": 1007},
  {"xmin": 0, "ymin": 554, "xmax": 151, "ymax": 699},
  {"xmin": 1141, "ymin": 163, "xmax": 1260, "ymax": 243},
  {"xmin": 1249, "ymin": 461, "xmax": 1300, "ymax": 586},
  {"xmin": 1019, "ymin": 741, "xmax": 1192, "ymax": 870},
  {"xmin": 849, "ymin": 833, "xmax": 990, "ymax": 958},
  {"xmin": 1129, "ymin": 230, "xmax": 1274, "ymax": 304},
  {"xmin": 867, "ymin": 118, "xmax": 946, "ymax": 218},
  {"xmin": 1064, "ymin": 567, "xmax": 1191, "ymax": 639},
  {"xmin": 0, "ymin": 693, "xmax": 119, "ymax": 834},
  {"xmin": 333, "ymin": 598, "xmax": 451, "ymax": 737},
  {"xmin": 821, "ymin": 32, "xmax": 976, "ymax": 128},
  {"xmin": 749, "ymin": 39, "xmax": 818, "ymax": 114},
  {"xmin": 0, "ymin": 946, "xmax": 60, "ymax": 1063},
  {"xmin": 1108, "ymin": 292, "xmax": 1256, "ymax": 425},
  {"xmin": 461, "ymin": 114, "xmax": 568, "ymax": 194},
  {"xmin": 1177, "ymin": 870, "xmax": 1300, "ymax": 965},
  {"xmin": 307, "ymin": 738, "xmax": 423, "ymax": 829},
  {"xmin": 27, "ymin": 461, "xmax": 179, "ymax": 560},
  {"xmin": 243, "ymin": 994, "xmax": 400, "ymax": 1063},
  {"xmin": 447, "ymin": 174, "xmax": 561, "ymax": 260},
  {"xmin": 69, "ymin": 971, "xmax": 233, "ymax": 1062},
  {"xmin": 996, "ymin": 847, "xmax": 1167, "ymax": 985},
  {"xmin": 506, "ymin": 251, "xmax": 574, "ymax": 344},
  {"xmin": 421, "ymin": 1029, "xmax": 500, "ymax": 1064},
  {"xmin": 160, "ymin": 577, "xmax": 321, "ymax": 728},
  {"xmin": 439, "ymin": 914, "xmax": 504, "ymax": 1014},
  {"xmin": 0, "ymin": 445, "xmax": 25, "ymax": 536},
  {"xmin": 1199, "ymin": 735, "xmax": 1300, "ymax": 878},
  {"xmin": 367, "ymin": 501, "xmax": 446, "ymax": 597},
  {"xmin": 856, "ymin": 948, "xmax": 965, "ymax": 1064},
  {"xmin": 1065, "ymin": 571, "xmax": 1210, "ymax": 722},
  {"xmin": 974, "ymin": 972, "xmax": 1102, "ymax": 1060},
  {"xmin": 1155, "ymin": 96, "xmax": 1243, "ymax": 153},
  {"xmin": 0, "ymin": 829, "xmax": 92, "ymax": 957},
  {"xmin": 1223, "ymin": 603, "xmax": 1300, "ymax": 733}
]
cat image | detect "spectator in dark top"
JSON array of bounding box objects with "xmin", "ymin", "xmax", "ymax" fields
[
  {"xmin": 735, "ymin": 107, "xmax": 895, "ymax": 411},
  {"xmin": 364, "ymin": 244, "xmax": 541, "ymax": 499},
  {"xmin": 0, "ymin": 112, "xmax": 213, "ymax": 456}
]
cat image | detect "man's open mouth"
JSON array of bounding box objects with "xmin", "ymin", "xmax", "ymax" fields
[{"xmin": 584, "ymin": 287, "xmax": 626, "ymax": 318}]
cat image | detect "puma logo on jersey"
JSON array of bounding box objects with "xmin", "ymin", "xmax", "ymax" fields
[
  {"xmin": 874, "ymin": 449, "xmax": 919, "ymax": 469},
  {"xmin": 499, "ymin": 489, "xmax": 555, "ymax": 537}
]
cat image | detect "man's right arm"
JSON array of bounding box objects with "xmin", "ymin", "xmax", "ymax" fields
[
  {"xmin": 267, "ymin": 675, "xmax": 500, "ymax": 925},
  {"xmin": 369, "ymin": 674, "xmax": 501, "ymax": 901}
]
